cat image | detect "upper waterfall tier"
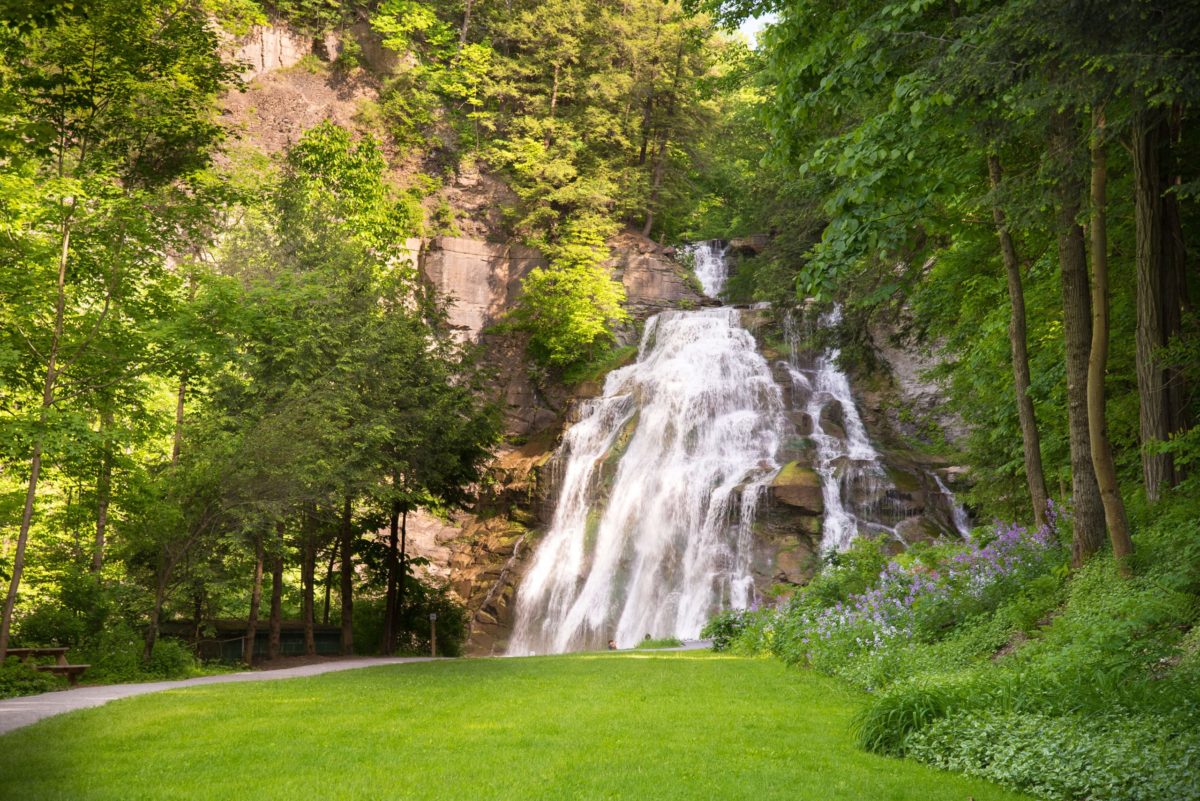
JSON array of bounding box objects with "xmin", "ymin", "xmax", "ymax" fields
[
  {"xmin": 687, "ymin": 241, "xmax": 731, "ymax": 298},
  {"xmin": 508, "ymin": 306, "xmax": 784, "ymax": 653}
]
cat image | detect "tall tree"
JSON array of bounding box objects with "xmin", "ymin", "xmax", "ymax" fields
[
  {"xmin": 1086, "ymin": 111, "xmax": 1133, "ymax": 570},
  {"xmin": 988, "ymin": 155, "xmax": 1050, "ymax": 525},
  {"xmin": 0, "ymin": 0, "xmax": 233, "ymax": 657}
]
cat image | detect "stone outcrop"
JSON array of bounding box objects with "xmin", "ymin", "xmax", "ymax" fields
[
  {"xmin": 770, "ymin": 462, "xmax": 824, "ymax": 516},
  {"xmin": 418, "ymin": 237, "xmax": 546, "ymax": 339},
  {"xmin": 605, "ymin": 231, "xmax": 709, "ymax": 323}
]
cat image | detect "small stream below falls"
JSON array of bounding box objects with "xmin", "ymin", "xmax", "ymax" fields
[{"xmin": 508, "ymin": 242, "xmax": 966, "ymax": 654}]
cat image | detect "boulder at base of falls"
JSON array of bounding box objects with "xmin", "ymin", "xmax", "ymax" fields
[{"xmin": 770, "ymin": 462, "xmax": 824, "ymax": 516}]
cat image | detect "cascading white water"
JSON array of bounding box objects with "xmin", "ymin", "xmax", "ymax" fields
[
  {"xmin": 508, "ymin": 303, "xmax": 784, "ymax": 653},
  {"xmin": 783, "ymin": 308, "xmax": 901, "ymax": 552},
  {"xmin": 687, "ymin": 241, "xmax": 731, "ymax": 298},
  {"xmin": 932, "ymin": 473, "xmax": 972, "ymax": 536}
]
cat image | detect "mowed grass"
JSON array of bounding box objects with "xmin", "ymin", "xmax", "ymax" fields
[{"xmin": 0, "ymin": 652, "xmax": 1031, "ymax": 801}]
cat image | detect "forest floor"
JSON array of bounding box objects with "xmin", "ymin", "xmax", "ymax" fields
[{"xmin": 0, "ymin": 651, "xmax": 1030, "ymax": 801}]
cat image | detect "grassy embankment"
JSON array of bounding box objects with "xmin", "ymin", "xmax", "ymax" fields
[{"xmin": 0, "ymin": 651, "xmax": 1030, "ymax": 801}]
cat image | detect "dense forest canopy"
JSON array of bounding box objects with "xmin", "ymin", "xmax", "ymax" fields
[{"xmin": 0, "ymin": 5, "xmax": 1198, "ymax": 794}]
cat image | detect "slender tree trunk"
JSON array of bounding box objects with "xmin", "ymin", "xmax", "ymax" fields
[
  {"xmin": 322, "ymin": 540, "xmax": 338, "ymax": 626},
  {"xmin": 268, "ymin": 545, "xmax": 283, "ymax": 661},
  {"xmin": 988, "ymin": 155, "xmax": 1050, "ymax": 525},
  {"xmin": 339, "ymin": 495, "xmax": 354, "ymax": 656},
  {"xmin": 392, "ymin": 508, "xmax": 409, "ymax": 645},
  {"xmin": 301, "ymin": 512, "xmax": 317, "ymax": 656},
  {"xmin": 642, "ymin": 138, "xmax": 667, "ymax": 237},
  {"xmin": 1132, "ymin": 111, "xmax": 1176, "ymax": 501},
  {"xmin": 171, "ymin": 372, "xmax": 187, "ymax": 466},
  {"xmin": 1049, "ymin": 109, "xmax": 1107, "ymax": 567},
  {"xmin": 143, "ymin": 572, "xmax": 168, "ymax": 661},
  {"xmin": 543, "ymin": 64, "xmax": 560, "ymax": 149},
  {"xmin": 0, "ymin": 213, "xmax": 72, "ymax": 659},
  {"xmin": 383, "ymin": 501, "xmax": 400, "ymax": 655},
  {"xmin": 458, "ymin": 0, "xmax": 473, "ymax": 48},
  {"xmin": 243, "ymin": 535, "xmax": 265, "ymax": 665},
  {"xmin": 93, "ymin": 407, "xmax": 113, "ymax": 572},
  {"xmin": 191, "ymin": 590, "xmax": 203, "ymax": 646},
  {"xmin": 1087, "ymin": 113, "xmax": 1133, "ymax": 573}
]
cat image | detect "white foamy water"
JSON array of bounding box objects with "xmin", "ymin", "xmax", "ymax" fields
[
  {"xmin": 783, "ymin": 308, "xmax": 896, "ymax": 552},
  {"xmin": 686, "ymin": 241, "xmax": 731, "ymax": 298},
  {"xmin": 508, "ymin": 305, "xmax": 783, "ymax": 653}
]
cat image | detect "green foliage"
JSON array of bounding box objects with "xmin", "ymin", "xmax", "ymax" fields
[
  {"xmin": 700, "ymin": 608, "xmax": 753, "ymax": 652},
  {"xmin": 0, "ymin": 657, "xmax": 59, "ymax": 699},
  {"xmin": 908, "ymin": 710, "xmax": 1200, "ymax": 801}
]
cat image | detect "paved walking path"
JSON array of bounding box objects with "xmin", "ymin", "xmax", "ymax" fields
[{"xmin": 0, "ymin": 656, "xmax": 433, "ymax": 736}]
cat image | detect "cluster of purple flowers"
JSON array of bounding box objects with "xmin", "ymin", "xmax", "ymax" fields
[{"xmin": 805, "ymin": 509, "xmax": 1061, "ymax": 656}]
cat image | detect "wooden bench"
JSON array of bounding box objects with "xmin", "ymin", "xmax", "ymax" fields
[
  {"xmin": 34, "ymin": 663, "xmax": 91, "ymax": 686},
  {"xmin": 6, "ymin": 647, "xmax": 90, "ymax": 686}
]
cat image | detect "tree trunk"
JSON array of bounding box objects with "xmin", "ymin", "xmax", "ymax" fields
[
  {"xmin": 988, "ymin": 155, "xmax": 1050, "ymax": 525},
  {"xmin": 0, "ymin": 213, "xmax": 72, "ymax": 659},
  {"xmin": 322, "ymin": 539, "xmax": 338, "ymax": 626},
  {"xmin": 172, "ymin": 371, "xmax": 187, "ymax": 466},
  {"xmin": 543, "ymin": 64, "xmax": 560, "ymax": 149},
  {"xmin": 393, "ymin": 508, "xmax": 409, "ymax": 645},
  {"xmin": 243, "ymin": 535, "xmax": 265, "ymax": 665},
  {"xmin": 93, "ymin": 407, "xmax": 113, "ymax": 572},
  {"xmin": 1132, "ymin": 111, "xmax": 1176, "ymax": 501},
  {"xmin": 339, "ymin": 495, "xmax": 354, "ymax": 656},
  {"xmin": 458, "ymin": 0, "xmax": 473, "ymax": 48},
  {"xmin": 143, "ymin": 573, "xmax": 167, "ymax": 661},
  {"xmin": 1049, "ymin": 109, "xmax": 1107, "ymax": 567},
  {"xmin": 268, "ymin": 545, "xmax": 283, "ymax": 661},
  {"xmin": 1087, "ymin": 112, "xmax": 1133, "ymax": 573},
  {"xmin": 383, "ymin": 501, "xmax": 400, "ymax": 655},
  {"xmin": 301, "ymin": 514, "xmax": 317, "ymax": 656}
]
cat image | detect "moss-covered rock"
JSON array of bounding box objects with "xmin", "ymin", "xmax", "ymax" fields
[{"xmin": 771, "ymin": 461, "xmax": 824, "ymax": 516}]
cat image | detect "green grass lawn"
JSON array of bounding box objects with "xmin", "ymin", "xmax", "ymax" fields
[{"xmin": 0, "ymin": 652, "xmax": 1031, "ymax": 801}]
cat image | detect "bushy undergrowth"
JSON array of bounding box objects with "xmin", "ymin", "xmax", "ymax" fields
[
  {"xmin": 0, "ymin": 657, "xmax": 60, "ymax": 698},
  {"xmin": 717, "ymin": 495, "xmax": 1200, "ymax": 801}
]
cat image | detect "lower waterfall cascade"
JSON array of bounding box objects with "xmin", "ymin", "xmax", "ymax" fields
[{"xmin": 508, "ymin": 242, "xmax": 969, "ymax": 654}]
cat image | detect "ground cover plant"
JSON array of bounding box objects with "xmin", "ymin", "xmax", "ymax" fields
[
  {"xmin": 0, "ymin": 652, "xmax": 1031, "ymax": 801},
  {"xmin": 711, "ymin": 495, "xmax": 1200, "ymax": 801}
]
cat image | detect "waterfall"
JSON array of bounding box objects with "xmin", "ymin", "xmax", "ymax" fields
[
  {"xmin": 509, "ymin": 300, "xmax": 784, "ymax": 653},
  {"xmin": 687, "ymin": 240, "xmax": 731, "ymax": 298},
  {"xmin": 782, "ymin": 308, "xmax": 903, "ymax": 552},
  {"xmin": 932, "ymin": 473, "xmax": 972, "ymax": 537},
  {"xmin": 508, "ymin": 243, "xmax": 972, "ymax": 654}
]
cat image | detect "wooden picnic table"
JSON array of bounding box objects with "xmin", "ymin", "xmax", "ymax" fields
[
  {"xmin": 5, "ymin": 647, "xmax": 89, "ymax": 686},
  {"xmin": 6, "ymin": 647, "xmax": 70, "ymax": 666}
]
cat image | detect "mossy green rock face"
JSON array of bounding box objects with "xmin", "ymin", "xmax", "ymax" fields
[{"xmin": 771, "ymin": 461, "xmax": 824, "ymax": 516}]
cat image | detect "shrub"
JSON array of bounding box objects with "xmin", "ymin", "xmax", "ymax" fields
[
  {"xmin": 701, "ymin": 609, "xmax": 752, "ymax": 652},
  {"xmin": 907, "ymin": 710, "xmax": 1200, "ymax": 801},
  {"xmin": 0, "ymin": 657, "xmax": 60, "ymax": 699},
  {"xmin": 146, "ymin": 638, "xmax": 199, "ymax": 679}
]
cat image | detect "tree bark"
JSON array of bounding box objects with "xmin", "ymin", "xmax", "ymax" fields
[
  {"xmin": 268, "ymin": 547, "xmax": 283, "ymax": 661},
  {"xmin": 143, "ymin": 573, "xmax": 167, "ymax": 661},
  {"xmin": 243, "ymin": 535, "xmax": 265, "ymax": 665},
  {"xmin": 93, "ymin": 407, "xmax": 114, "ymax": 572},
  {"xmin": 322, "ymin": 539, "xmax": 338, "ymax": 626},
  {"xmin": 383, "ymin": 501, "xmax": 400, "ymax": 655},
  {"xmin": 1087, "ymin": 112, "xmax": 1133, "ymax": 573},
  {"xmin": 339, "ymin": 495, "xmax": 354, "ymax": 656},
  {"xmin": 301, "ymin": 511, "xmax": 317, "ymax": 656},
  {"xmin": 988, "ymin": 155, "xmax": 1050, "ymax": 525},
  {"xmin": 0, "ymin": 210, "xmax": 72, "ymax": 660},
  {"xmin": 458, "ymin": 0, "xmax": 473, "ymax": 48},
  {"xmin": 172, "ymin": 371, "xmax": 187, "ymax": 466},
  {"xmin": 1049, "ymin": 109, "xmax": 1106, "ymax": 567},
  {"xmin": 1132, "ymin": 111, "xmax": 1176, "ymax": 501},
  {"xmin": 392, "ymin": 508, "xmax": 409, "ymax": 647}
]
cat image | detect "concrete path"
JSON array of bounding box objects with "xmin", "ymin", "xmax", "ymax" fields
[{"xmin": 0, "ymin": 656, "xmax": 433, "ymax": 736}]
